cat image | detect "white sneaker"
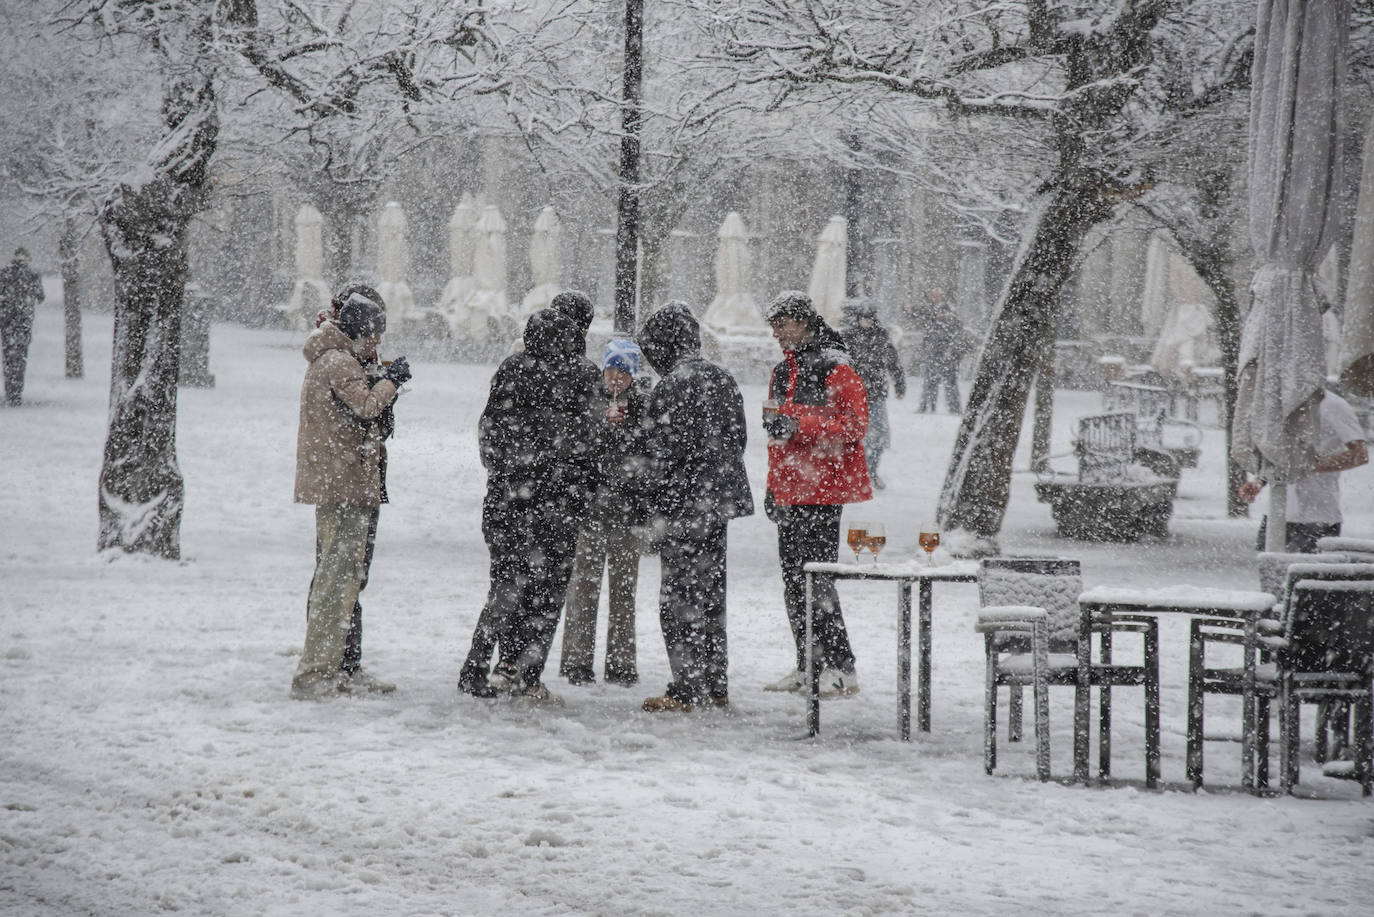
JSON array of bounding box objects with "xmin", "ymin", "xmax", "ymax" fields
[
  {"xmin": 820, "ymin": 668, "xmax": 859, "ymax": 697},
  {"xmin": 764, "ymin": 669, "xmax": 806, "ymax": 693}
]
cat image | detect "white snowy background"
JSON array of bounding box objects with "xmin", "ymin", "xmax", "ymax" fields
[{"xmin": 3, "ymin": 285, "xmax": 1374, "ymax": 916}]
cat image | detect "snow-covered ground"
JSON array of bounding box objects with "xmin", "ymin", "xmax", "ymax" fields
[{"xmin": 3, "ymin": 293, "xmax": 1373, "ymax": 916}]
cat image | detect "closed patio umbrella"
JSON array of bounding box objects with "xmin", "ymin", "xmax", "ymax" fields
[
  {"xmin": 1340, "ymin": 114, "xmax": 1374, "ymax": 398},
  {"xmin": 1232, "ymin": 0, "xmax": 1348, "ymax": 551}
]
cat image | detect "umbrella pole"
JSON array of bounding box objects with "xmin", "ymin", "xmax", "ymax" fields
[{"xmin": 1266, "ymin": 483, "xmax": 1288, "ymax": 552}]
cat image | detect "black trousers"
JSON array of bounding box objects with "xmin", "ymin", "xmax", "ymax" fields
[
  {"xmin": 1256, "ymin": 517, "xmax": 1340, "ymax": 554},
  {"xmin": 463, "ymin": 497, "xmax": 580, "ymax": 689},
  {"xmin": 776, "ymin": 504, "xmax": 855, "ymax": 673},
  {"xmin": 919, "ymin": 361, "xmax": 960, "ymax": 413},
  {"xmin": 659, "ymin": 519, "xmax": 729, "ymax": 704},
  {"xmin": 309, "ymin": 505, "xmax": 379, "ymax": 674},
  {"xmin": 1, "ymin": 310, "xmax": 33, "ymax": 406}
]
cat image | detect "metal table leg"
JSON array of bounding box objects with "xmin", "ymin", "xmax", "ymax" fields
[
  {"xmin": 898, "ymin": 582, "xmax": 912, "ymax": 740},
  {"xmin": 917, "ymin": 580, "xmax": 932, "ymax": 733},
  {"xmin": 806, "ymin": 570, "xmax": 819, "ymax": 737}
]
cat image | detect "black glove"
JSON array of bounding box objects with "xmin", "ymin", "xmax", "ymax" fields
[
  {"xmin": 383, "ymin": 356, "xmax": 412, "ymax": 387},
  {"xmin": 763, "ymin": 411, "xmax": 797, "ymax": 442}
]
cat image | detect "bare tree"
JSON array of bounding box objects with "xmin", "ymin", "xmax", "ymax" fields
[
  {"xmin": 46, "ymin": 0, "xmax": 496, "ymax": 558},
  {"xmin": 715, "ymin": 0, "xmax": 1262, "ymax": 540}
]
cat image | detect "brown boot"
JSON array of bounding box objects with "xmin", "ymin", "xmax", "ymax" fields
[{"xmin": 642, "ymin": 694, "xmax": 693, "ymax": 713}]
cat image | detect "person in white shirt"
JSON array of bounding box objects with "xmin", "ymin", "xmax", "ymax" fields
[{"xmin": 1238, "ymin": 389, "xmax": 1369, "ymax": 552}]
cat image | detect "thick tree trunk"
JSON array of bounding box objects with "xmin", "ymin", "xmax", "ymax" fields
[
  {"xmin": 97, "ymin": 189, "xmax": 192, "ymax": 559},
  {"xmin": 96, "ymin": 73, "xmax": 216, "ymax": 559},
  {"xmin": 937, "ymin": 184, "xmax": 1111, "ymax": 536},
  {"xmin": 60, "ymin": 217, "xmax": 83, "ymax": 379},
  {"xmin": 1183, "ymin": 248, "xmax": 1246, "ymax": 517}
]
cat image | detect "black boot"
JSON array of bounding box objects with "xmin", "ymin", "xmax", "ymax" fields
[{"xmin": 458, "ymin": 662, "xmax": 498, "ymax": 699}]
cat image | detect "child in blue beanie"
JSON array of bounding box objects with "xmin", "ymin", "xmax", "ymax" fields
[{"xmin": 559, "ymin": 340, "xmax": 652, "ymax": 685}]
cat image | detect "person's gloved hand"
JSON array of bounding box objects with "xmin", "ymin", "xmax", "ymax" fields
[
  {"xmin": 384, "ymin": 356, "xmax": 412, "ymax": 387},
  {"xmin": 763, "ymin": 411, "xmax": 797, "ymax": 442}
]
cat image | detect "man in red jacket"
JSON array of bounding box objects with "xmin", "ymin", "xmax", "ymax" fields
[{"xmin": 761, "ymin": 291, "xmax": 872, "ymax": 697}]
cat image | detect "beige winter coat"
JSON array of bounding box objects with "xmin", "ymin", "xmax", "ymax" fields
[{"xmin": 293, "ymin": 324, "xmax": 399, "ymax": 506}]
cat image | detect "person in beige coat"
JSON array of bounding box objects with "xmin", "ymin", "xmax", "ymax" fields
[{"xmin": 292, "ymin": 293, "xmax": 412, "ymax": 699}]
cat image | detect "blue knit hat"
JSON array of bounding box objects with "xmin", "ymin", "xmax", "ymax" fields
[{"xmin": 602, "ymin": 339, "xmax": 641, "ymax": 375}]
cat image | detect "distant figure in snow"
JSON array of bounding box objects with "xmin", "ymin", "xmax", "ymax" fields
[
  {"xmin": 0, "ymin": 247, "xmax": 44, "ymax": 406},
  {"xmin": 760, "ymin": 291, "xmax": 870, "ymax": 699},
  {"xmin": 1238, "ymin": 388, "xmax": 1369, "ymax": 553},
  {"xmin": 559, "ymin": 339, "xmax": 652, "ymax": 687},
  {"xmin": 839, "ymin": 299, "xmax": 906, "ymax": 489},
  {"xmin": 917, "ymin": 288, "xmax": 972, "ymax": 414},
  {"xmin": 292, "ymin": 288, "xmax": 411, "ymax": 699},
  {"xmin": 458, "ymin": 307, "xmax": 599, "ymax": 704},
  {"xmin": 633, "ymin": 302, "xmax": 754, "ymax": 713}
]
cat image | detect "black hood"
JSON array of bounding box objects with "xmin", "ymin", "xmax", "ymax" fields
[
  {"xmin": 637, "ymin": 301, "xmax": 701, "ymax": 374},
  {"xmin": 807, "ymin": 315, "xmax": 848, "ymax": 354},
  {"xmin": 523, "ymin": 308, "xmax": 581, "ymax": 363}
]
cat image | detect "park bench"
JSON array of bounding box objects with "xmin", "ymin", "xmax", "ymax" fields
[{"xmin": 1034, "ymin": 412, "xmax": 1180, "ymax": 541}]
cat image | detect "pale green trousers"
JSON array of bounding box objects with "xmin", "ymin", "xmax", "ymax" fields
[{"xmin": 295, "ymin": 503, "xmax": 372, "ymax": 687}]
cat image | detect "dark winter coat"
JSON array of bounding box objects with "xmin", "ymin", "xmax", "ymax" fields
[
  {"xmin": 479, "ymin": 308, "xmax": 599, "ymax": 537},
  {"xmin": 587, "ymin": 375, "xmax": 653, "ymax": 526},
  {"xmin": 766, "ymin": 318, "xmax": 872, "ymax": 507},
  {"xmin": 921, "ymin": 307, "xmax": 973, "ymax": 371},
  {"xmin": 634, "ymin": 303, "xmax": 754, "ymax": 527},
  {"xmin": 839, "ymin": 306, "xmax": 906, "ymax": 403},
  {"xmin": 0, "ymin": 260, "xmax": 43, "ymax": 327}
]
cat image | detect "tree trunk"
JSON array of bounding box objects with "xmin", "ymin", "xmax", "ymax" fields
[
  {"xmin": 613, "ymin": 0, "xmax": 644, "ymax": 333},
  {"xmin": 1184, "ymin": 248, "xmax": 1247, "ymax": 517},
  {"xmin": 96, "ymin": 73, "xmax": 217, "ymax": 559},
  {"xmin": 1030, "ymin": 339, "xmax": 1056, "ymax": 474},
  {"xmin": 60, "ymin": 217, "xmax": 83, "ymax": 379},
  {"xmin": 937, "ymin": 184, "xmax": 1112, "ymax": 536}
]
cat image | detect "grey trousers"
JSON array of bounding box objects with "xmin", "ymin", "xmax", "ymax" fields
[
  {"xmin": 295, "ymin": 503, "xmax": 371, "ymax": 688},
  {"xmin": 560, "ymin": 520, "xmax": 639, "ymax": 682}
]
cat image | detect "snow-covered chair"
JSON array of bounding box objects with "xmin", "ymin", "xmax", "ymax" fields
[
  {"xmin": 1187, "ymin": 558, "xmax": 1372, "ymax": 790},
  {"xmin": 974, "ymin": 557, "xmax": 1158, "ymax": 783},
  {"xmin": 1317, "ymin": 535, "xmax": 1374, "ymax": 562},
  {"xmin": 1033, "ymin": 413, "xmax": 1180, "ymax": 540},
  {"xmin": 1277, "ymin": 577, "xmax": 1374, "ymax": 794}
]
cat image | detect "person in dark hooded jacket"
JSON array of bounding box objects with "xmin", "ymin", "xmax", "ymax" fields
[
  {"xmin": 839, "ymin": 300, "xmax": 906, "ymax": 488},
  {"xmin": 633, "ymin": 301, "xmax": 754, "ymax": 712},
  {"xmin": 457, "ymin": 307, "xmax": 599, "ymax": 703}
]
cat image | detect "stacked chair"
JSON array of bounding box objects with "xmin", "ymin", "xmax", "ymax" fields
[
  {"xmin": 1278, "ymin": 574, "xmax": 1374, "ymax": 794},
  {"xmin": 1187, "ymin": 554, "xmax": 1374, "ymax": 792},
  {"xmin": 975, "ymin": 557, "xmax": 1159, "ymax": 783}
]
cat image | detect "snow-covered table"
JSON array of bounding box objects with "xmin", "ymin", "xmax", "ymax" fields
[
  {"xmin": 1075, "ymin": 586, "xmax": 1277, "ymax": 791},
  {"xmin": 803, "ymin": 559, "xmax": 980, "ymax": 740}
]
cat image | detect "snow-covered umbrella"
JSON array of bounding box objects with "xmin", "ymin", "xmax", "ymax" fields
[
  {"xmin": 1231, "ymin": 0, "xmax": 1348, "ymax": 551},
  {"xmin": 703, "ymin": 212, "xmax": 764, "ymax": 330},
  {"xmin": 519, "ymin": 206, "xmax": 563, "ymax": 319},
  {"xmin": 807, "ymin": 216, "xmax": 848, "ymax": 325},
  {"xmin": 1340, "ymin": 115, "xmax": 1374, "ymax": 398},
  {"xmin": 284, "ymin": 203, "xmax": 329, "ymax": 330},
  {"xmin": 375, "ymin": 201, "xmax": 416, "ymax": 326}
]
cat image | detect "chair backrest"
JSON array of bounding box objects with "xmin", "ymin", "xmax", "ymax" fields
[
  {"xmin": 1317, "ymin": 535, "xmax": 1374, "ymax": 557},
  {"xmin": 1074, "ymin": 414, "xmax": 1136, "ymax": 483},
  {"xmin": 979, "ymin": 557, "xmax": 1082, "ymax": 650},
  {"xmin": 1256, "ymin": 552, "xmax": 1348, "ymax": 600},
  {"xmin": 1282, "ymin": 578, "xmax": 1374, "ymax": 675}
]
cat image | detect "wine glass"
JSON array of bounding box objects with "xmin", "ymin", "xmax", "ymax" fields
[
  {"xmin": 918, "ymin": 523, "xmax": 940, "ymax": 565},
  {"xmin": 845, "ymin": 520, "xmax": 868, "ymax": 562},
  {"xmin": 864, "ymin": 522, "xmax": 886, "ymax": 564}
]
